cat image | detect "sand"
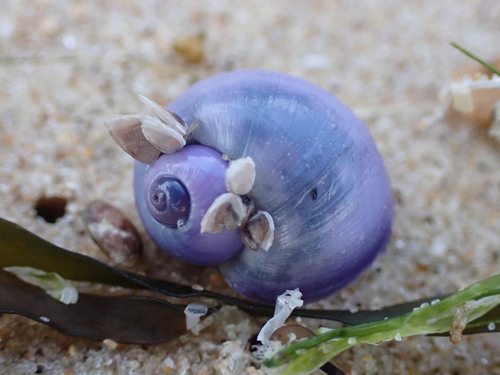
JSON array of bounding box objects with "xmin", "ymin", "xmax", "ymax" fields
[{"xmin": 0, "ymin": 1, "xmax": 499, "ymax": 374}]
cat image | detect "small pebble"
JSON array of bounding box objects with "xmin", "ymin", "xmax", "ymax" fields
[
  {"xmin": 269, "ymin": 324, "xmax": 314, "ymax": 344},
  {"xmin": 83, "ymin": 200, "xmax": 143, "ymax": 267},
  {"xmin": 172, "ymin": 34, "xmax": 205, "ymax": 63},
  {"xmin": 102, "ymin": 339, "xmax": 118, "ymax": 350}
]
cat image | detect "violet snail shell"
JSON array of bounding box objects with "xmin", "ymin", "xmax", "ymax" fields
[{"xmin": 108, "ymin": 70, "xmax": 393, "ymax": 304}]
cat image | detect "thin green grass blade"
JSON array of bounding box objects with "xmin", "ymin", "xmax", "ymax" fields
[{"xmin": 451, "ymin": 42, "xmax": 500, "ymax": 76}]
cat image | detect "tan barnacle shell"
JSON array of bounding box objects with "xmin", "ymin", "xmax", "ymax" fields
[
  {"xmin": 200, "ymin": 193, "xmax": 247, "ymax": 233},
  {"xmin": 241, "ymin": 210, "xmax": 275, "ymax": 251},
  {"xmin": 107, "ymin": 116, "xmax": 161, "ymax": 164},
  {"xmin": 139, "ymin": 95, "xmax": 188, "ymax": 154},
  {"xmin": 138, "ymin": 95, "xmax": 188, "ymax": 135},
  {"xmin": 184, "ymin": 119, "xmax": 199, "ymax": 141},
  {"xmin": 225, "ymin": 157, "xmax": 256, "ymax": 195},
  {"xmin": 141, "ymin": 115, "xmax": 186, "ymax": 154}
]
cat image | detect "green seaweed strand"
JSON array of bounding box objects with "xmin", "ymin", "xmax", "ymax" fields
[{"xmin": 451, "ymin": 42, "xmax": 500, "ymax": 76}]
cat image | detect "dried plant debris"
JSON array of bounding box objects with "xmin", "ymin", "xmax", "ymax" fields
[
  {"xmin": 83, "ymin": 200, "xmax": 143, "ymax": 267},
  {"xmin": 0, "ymin": 217, "xmax": 498, "ymax": 351}
]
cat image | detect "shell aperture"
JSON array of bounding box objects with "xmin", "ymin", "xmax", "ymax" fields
[{"xmin": 145, "ymin": 175, "xmax": 190, "ymax": 228}]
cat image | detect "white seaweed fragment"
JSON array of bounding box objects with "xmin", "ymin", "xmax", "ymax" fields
[
  {"xmin": 257, "ymin": 289, "xmax": 304, "ymax": 344},
  {"xmin": 184, "ymin": 302, "xmax": 208, "ymax": 333}
]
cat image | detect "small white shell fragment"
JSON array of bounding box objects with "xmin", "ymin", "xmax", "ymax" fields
[
  {"xmin": 184, "ymin": 303, "xmax": 208, "ymax": 332},
  {"xmin": 241, "ymin": 210, "xmax": 275, "ymax": 251},
  {"xmin": 200, "ymin": 193, "xmax": 247, "ymax": 233},
  {"xmin": 257, "ymin": 289, "xmax": 303, "ymax": 344},
  {"xmin": 107, "ymin": 116, "xmax": 161, "ymax": 163},
  {"xmin": 225, "ymin": 157, "xmax": 256, "ymax": 195},
  {"xmin": 59, "ymin": 286, "xmax": 79, "ymax": 305},
  {"xmin": 141, "ymin": 115, "xmax": 186, "ymax": 154},
  {"xmin": 102, "ymin": 338, "xmax": 118, "ymax": 349},
  {"xmin": 139, "ymin": 95, "xmax": 187, "ymax": 135},
  {"xmin": 450, "ymin": 81, "xmax": 474, "ymax": 113}
]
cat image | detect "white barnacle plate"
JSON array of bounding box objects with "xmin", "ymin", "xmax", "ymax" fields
[
  {"xmin": 225, "ymin": 157, "xmax": 256, "ymax": 195},
  {"xmin": 200, "ymin": 192, "xmax": 247, "ymax": 233},
  {"xmin": 241, "ymin": 210, "xmax": 275, "ymax": 251}
]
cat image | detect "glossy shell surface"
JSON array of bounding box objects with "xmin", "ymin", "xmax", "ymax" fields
[
  {"xmin": 134, "ymin": 70, "xmax": 393, "ymax": 303},
  {"xmin": 135, "ymin": 145, "xmax": 243, "ymax": 265}
]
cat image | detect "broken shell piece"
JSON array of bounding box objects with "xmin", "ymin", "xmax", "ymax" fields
[
  {"xmin": 139, "ymin": 95, "xmax": 187, "ymax": 135},
  {"xmin": 107, "ymin": 116, "xmax": 161, "ymax": 164},
  {"xmin": 241, "ymin": 210, "xmax": 275, "ymax": 251},
  {"xmin": 200, "ymin": 193, "xmax": 247, "ymax": 233},
  {"xmin": 450, "ymin": 81, "xmax": 474, "ymax": 113},
  {"xmin": 225, "ymin": 157, "xmax": 256, "ymax": 195},
  {"xmin": 141, "ymin": 115, "xmax": 186, "ymax": 154},
  {"xmin": 184, "ymin": 303, "xmax": 208, "ymax": 332}
]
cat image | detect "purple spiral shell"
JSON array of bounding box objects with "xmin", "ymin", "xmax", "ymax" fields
[{"xmin": 134, "ymin": 70, "xmax": 393, "ymax": 303}]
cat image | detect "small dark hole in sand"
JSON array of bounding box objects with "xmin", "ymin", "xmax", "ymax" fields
[{"xmin": 34, "ymin": 196, "xmax": 67, "ymax": 223}]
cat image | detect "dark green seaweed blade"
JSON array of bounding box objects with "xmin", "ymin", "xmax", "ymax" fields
[
  {"xmin": 0, "ymin": 217, "xmax": 199, "ymax": 296},
  {"xmin": 0, "ymin": 217, "xmax": 498, "ymax": 336},
  {"xmin": 0, "ymin": 269, "xmax": 186, "ymax": 344}
]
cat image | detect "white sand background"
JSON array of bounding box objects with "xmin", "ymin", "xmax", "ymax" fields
[{"xmin": 0, "ymin": 1, "xmax": 499, "ymax": 374}]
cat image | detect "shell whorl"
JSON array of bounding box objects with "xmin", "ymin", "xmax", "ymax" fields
[{"xmin": 153, "ymin": 70, "xmax": 394, "ymax": 303}]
